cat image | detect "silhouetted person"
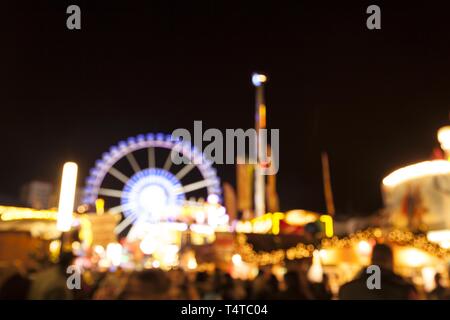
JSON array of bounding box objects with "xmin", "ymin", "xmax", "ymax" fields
[
  {"xmin": 278, "ymin": 271, "xmax": 308, "ymax": 300},
  {"xmin": 428, "ymin": 273, "xmax": 449, "ymax": 300},
  {"xmin": 0, "ymin": 273, "xmax": 31, "ymax": 300},
  {"xmin": 310, "ymin": 273, "xmax": 333, "ymax": 300},
  {"xmin": 339, "ymin": 243, "xmax": 417, "ymax": 300},
  {"xmin": 118, "ymin": 269, "xmax": 171, "ymax": 300}
]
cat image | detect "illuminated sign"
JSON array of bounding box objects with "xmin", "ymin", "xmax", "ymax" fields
[{"xmin": 235, "ymin": 211, "xmax": 334, "ymax": 237}]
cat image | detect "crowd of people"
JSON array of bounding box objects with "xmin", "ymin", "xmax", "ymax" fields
[{"xmin": 0, "ymin": 244, "xmax": 448, "ymax": 300}]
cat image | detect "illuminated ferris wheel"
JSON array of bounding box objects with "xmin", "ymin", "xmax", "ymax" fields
[{"xmin": 83, "ymin": 133, "xmax": 222, "ymax": 236}]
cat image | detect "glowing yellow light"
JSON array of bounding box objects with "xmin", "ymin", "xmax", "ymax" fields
[
  {"xmin": 0, "ymin": 206, "xmax": 58, "ymax": 221},
  {"xmin": 307, "ymin": 250, "xmax": 323, "ymax": 283},
  {"xmin": 49, "ymin": 240, "xmax": 61, "ymax": 262},
  {"xmin": 72, "ymin": 241, "xmax": 81, "ymax": 253},
  {"xmin": 383, "ymin": 160, "xmax": 450, "ymax": 188},
  {"xmin": 187, "ymin": 256, "xmax": 198, "ymax": 270},
  {"xmin": 271, "ymin": 212, "xmax": 284, "ymax": 235},
  {"xmin": 259, "ymin": 104, "xmax": 266, "ymax": 128},
  {"xmin": 397, "ymin": 248, "xmax": 429, "ymax": 268},
  {"xmin": 285, "ymin": 210, "xmax": 318, "ymax": 226},
  {"xmin": 357, "ymin": 240, "xmax": 373, "ymax": 256},
  {"xmin": 57, "ymin": 162, "xmax": 78, "ymax": 232},
  {"xmin": 232, "ymin": 254, "xmax": 242, "ymax": 265},
  {"xmin": 95, "ymin": 198, "xmax": 105, "ymax": 215},
  {"xmin": 320, "ymin": 215, "xmax": 334, "ymax": 237}
]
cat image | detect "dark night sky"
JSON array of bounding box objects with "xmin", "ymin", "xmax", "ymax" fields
[{"xmin": 1, "ymin": 1, "xmax": 450, "ymax": 215}]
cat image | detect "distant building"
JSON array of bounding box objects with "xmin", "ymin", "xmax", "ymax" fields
[{"xmin": 20, "ymin": 181, "xmax": 54, "ymax": 209}]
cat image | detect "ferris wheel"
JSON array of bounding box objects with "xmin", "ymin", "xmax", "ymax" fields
[{"xmin": 83, "ymin": 133, "xmax": 222, "ymax": 236}]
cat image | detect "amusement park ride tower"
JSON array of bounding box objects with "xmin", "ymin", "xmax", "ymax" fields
[{"xmin": 252, "ymin": 73, "xmax": 268, "ymax": 218}]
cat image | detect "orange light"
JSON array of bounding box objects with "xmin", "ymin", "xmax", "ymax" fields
[{"xmin": 259, "ymin": 104, "xmax": 266, "ymax": 128}]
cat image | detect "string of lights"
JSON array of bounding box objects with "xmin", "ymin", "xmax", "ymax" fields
[{"xmin": 236, "ymin": 228, "xmax": 450, "ymax": 266}]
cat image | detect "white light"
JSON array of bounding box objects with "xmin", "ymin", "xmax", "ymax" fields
[
  {"xmin": 57, "ymin": 162, "xmax": 78, "ymax": 232},
  {"xmin": 190, "ymin": 224, "xmax": 214, "ymax": 235},
  {"xmin": 383, "ymin": 160, "xmax": 450, "ymax": 188},
  {"xmin": 162, "ymin": 244, "xmax": 179, "ymax": 266},
  {"xmin": 138, "ymin": 185, "xmax": 167, "ymax": 215},
  {"xmin": 422, "ymin": 267, "xmax": 437, "ymax": 293},
  {"xmin": 232, "ymin": 253, "xmax": 242, "ymax": 265},
  {"xmin": 427, "ymin": 230, "xmax": 450, "ymax": 249},
  {"xmin": 252, "ymin": 73, "xmax": 267, "ymax": 87},
  {"xmin": 152, "ymin": 260, "xmax": 160, "ymax": 268},
  {"xmin": 167, "ymin": 222, "xmax": 188, "ymax": 232},
  {"xmin": 207, "ymin": 194, "xmax": 219, "ymax": 205},
  {"xmin": 140, "ymin": 236, "xmax": 156, "ymax": 255},
  {"xmin": 319, "ymin": 249, "xmax": 328, "ymax": 260},
  {"xmin": 307, "ymin": 250, "xmax": 323, "ymax": 283},
  {"xmin": 106, "ymin": 243, "xmax": 122, "ymax": 267},
  {"xmin": 438, "ymin": 126, "xmax": 450, "ymax": 151},
  {"xmin": 94, "ymin": 245, "xmax": 105, "ymax": 256},
  {"xmin": 357, "ymin": 240, "xmax": 373, "ymax": 256}
]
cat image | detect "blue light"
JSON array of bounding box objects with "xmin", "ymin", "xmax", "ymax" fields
[{"xmin": 252, "ymin": 73, "xmax": 267, "ymax": 87}]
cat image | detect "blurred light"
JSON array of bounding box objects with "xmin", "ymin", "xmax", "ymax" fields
[
  {"xmin": 357, "ymin": 240, "xmax": 373, "ymax": 256},
  {"xmin": 427, "ymin": 230, "xmax": 450, "ymax": 249},
  {"xmin": 195, "ymin": 210, "xmax": 206, "ymax": 224},
  {"xmin": 422, "ymin": 267, "xmax": 437, "ymax": 293},
  {"xmin": 271, "ymin": 212, "xmax": 285, "ymax": 235},
  {"xmin": 152, "ymin": 260, "xmax": 160, "ymax": 268},
  {"xmin": 383, "ymin": 160, "xmax": 450, "ymax": 188},
  {"xmin": 77, "ymin": 204, "xmax": 87, "ymax": 214},
  {"xmin": 167, "ymin": 222, "xmax": 188, "ymax": 232},
  {"xmin": 320, "ymin": 215, "xmax": 334, "ymax": 237},
  {"xmin": 0, "ymin": 206, "xmax": 57, "ymax": 221},
  {"xmin": 438, "ymin": 126, "xmax": 450, "ymax": 152},
  {"xmin": 232, "ymin": 254, "xmax": 242, "ymax": 265},
  {"xmin": 187, "ymin": 256, "xmax": 198, "ymax": 270},
  {"xmin": 140, "ymin": 236, "xmax": 156, "ymax": 255},
  {"xmin": 207, "ymin": 194, "xmax": 219, "ymax": 205},
  {"xmin": 94, "ymin": 245, "xmax": 105, "ymax": 256},
  {"xmin": 252, "ymin": 73, "xmax": 267, "ymax": 87},
  {"xmin": 398, "ymin": 248, "xmax": 428, "ymax": 268},
  {"xmin": 307, "ymin": 250, "xmax": 323, "ymax": 283},
  {"xmin": 162, "ymin": 244, "xmax": 179, "ymax": 266},
  {"xmin": 57, "ymin": 162, "xmax": 78, "ymax": 232},
  {"xmin": 190, "ymin": 224, "xmax": 214, "ymax": 235},
  {"xmin": 72, "ymin": 241, "xmax": 81, "ymax": 254},
  {"xmin": 319, "ymin": 249, "xmax": 328, "ymax": 260},
  {"xmin": 285, "ymin": 210, "xmax": 318, "ymax": 226},
  {"xmin": 106, "ymin": 243, "xmax": 122, "ymax": 267},
  {"xmin": 259, "ymin": 104, "xmax": 266, "ymax": 128},
  {"xmin": 49, "ymin": 240, "xmax": 61, "ymax": 262},
  {"xmin": 95, "ymin": 198, "xmax": 105, "ymax": 215}
]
